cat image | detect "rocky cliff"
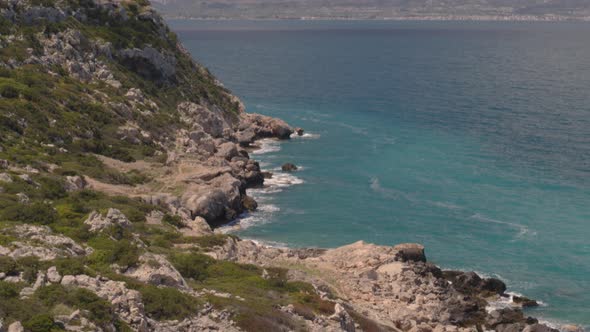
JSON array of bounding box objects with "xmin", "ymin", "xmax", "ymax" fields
[{"xmin": 0, "ymin": 1, "xmax": 582, "ymax": 332}]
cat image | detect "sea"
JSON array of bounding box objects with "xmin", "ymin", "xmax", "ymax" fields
[{"xmin": 168, "ymin": 19, "xmax": 590, "ymax": 329}]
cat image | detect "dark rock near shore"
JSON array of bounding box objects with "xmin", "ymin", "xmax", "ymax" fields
[
  {"xmin": 486, "ymin": 308, "xmax": 525, "ymax": 328},
  {"xmin": 261, "ymin": 171, "xmax": 273, "ymax": 179},
  {"xmin": 294, "ymin": 127, "xmax": 304, "ymax": 136},
  {"xmin": 443, "ymin": 270, "xmax": 506, "ymax": 296},
  {"xmin": 393, "ymin": 243, "xmax": 426, "ymax": 262},
  {"xmin": 242, "ymin": 195, "xmax": 258, "ymax": 211},
  {"xmin": 513, "ymin": 295, "xmax": 539, "ymax": 308},
  {"xmin": 281, "ymin": 163, "xmax": 298, "ymax": 172}
]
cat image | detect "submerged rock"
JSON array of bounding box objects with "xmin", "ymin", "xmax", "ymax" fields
[{"xmin": 281, "ymin": 163, "xmax": 298, "ymax": 172}]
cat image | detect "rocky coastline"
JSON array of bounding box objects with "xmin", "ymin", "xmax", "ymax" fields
[{"xmin": 0, "ymin": 1, "xmax": 585, "ymax": 331}]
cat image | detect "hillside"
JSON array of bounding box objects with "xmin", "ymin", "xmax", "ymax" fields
[
  {"xmin": 151, "ymin": 0, "xmax": 590, "ymax": 20},
  {"xmin": 0, "ymin": 1, "xmax": 580, "ymax": 332}
]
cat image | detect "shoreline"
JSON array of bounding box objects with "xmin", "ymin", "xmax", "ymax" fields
[{"xmin": 223, "ymin": 134, "xmax": 586, "ymax": 332}]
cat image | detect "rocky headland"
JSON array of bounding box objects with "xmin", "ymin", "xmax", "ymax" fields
[{"xmin": 0, "ymin": 1, "xmax": 584, "ymax": 331}]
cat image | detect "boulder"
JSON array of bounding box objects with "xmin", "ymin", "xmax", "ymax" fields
[
  {"xmin": 124, "ymin": 253, "xmax": 188, "ymax": 289},
  {"xmin": 183, "ymin": 189, "xmax": 229, "ymax": 222},
  {"xmin": 523, "ymin": 324, "xmax": 559, "ymax": 332},
  {"xmin": 242, "ymin": 195, "xmax": 258, "ymax": 211},
  {"xmin": 294, "ymin": 127, "xmax": 305, "ymax": 136},
  {"xmin": 7, "ymin": 321, "xmax": 24, "ymax": 332},
  {"xmin": 513, "ymin": 295, "xmax": 538, "ymax": 308},
  {"xmin": 281, "ymin": 163, "xmax": 298, "ymax": 172},
  {"xmin": 393, "ymin": 243, "xmax": 426, "ymax": 262},
  {"xmin": 47, "ymin": 266, "xmax": 62, "ymax": 283},
  {"xmin": 486, "ymin": 308, "xmax": 525, "ymax": 328},
  {"xmin": 64, "ymin": 175, "xmax": 87, "ymax": 192},
  {"xmin": 145, "ymin": 210, "xmax": 164, "ymax": 225},
  {"xmin": 0, "ymin": 159, "xmax": 9, "ymax": 169},
  {"xmin": 216, "ymin": 142, "xmax": 239, "ymax": 161},
  {"xmin": 181, "ymin": 216, "xmax": 213, "ymax": 236},
  {"xmin": 443, "ymin": 270, "xmax": 506, "ymax": 296}
]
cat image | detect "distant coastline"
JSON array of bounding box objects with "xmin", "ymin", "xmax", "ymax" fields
[{"xmin": 163, "ymin": 14, "xmax": 590, "ymax": 22}]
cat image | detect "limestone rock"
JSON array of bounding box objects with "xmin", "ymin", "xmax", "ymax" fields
[
  {"xmin": 239, "ymin": 113, "xmax": 293, "ymax": 140},
  {"xmin": 3, "ymin": 225, "xmax": 86, "ymax": 260},
  {"xmin": 0, "ymin": 173, "xmax": 12, "ymax": 183},
  {"xmin": 7, "ymin": 321, "xmax": 23, "ymax": 332},
  {"xmin": 64, "ymin": 175, "xmax": 87, "ymax": 192},
  {"xmin": 47, "ymin": 266, "xmax": 62, "ymax": 283},
  {"xmin": 124, "ymin": 253, "xmax": 188, "ymax": 289},
  {"xmin": 216, "ymin": 142, "xmax": 239, "ymax": 161},
  {"xmin": 181, "ymin": 216, "xmax": 213, "ymax": 236},
  {"xmin": 84, "ymin": 208, "xmax": 131, "ymax": 232},
  {"xmin": 119, "ymin": 46, "xmax": 177, "ymax": 81}
]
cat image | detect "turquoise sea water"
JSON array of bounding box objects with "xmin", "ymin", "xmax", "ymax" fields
[{"xmin": 169, "ymin": 20, "xmax": 590, "ymax": 328}]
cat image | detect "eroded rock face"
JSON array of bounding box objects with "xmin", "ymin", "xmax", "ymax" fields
[{"xmin": 119, "ymin": 46, "xmax": 177, "ymax": 82}]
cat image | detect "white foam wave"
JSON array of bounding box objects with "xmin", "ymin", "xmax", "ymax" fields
[
  {"xmin": 265, "ymin": 172, "xmax": 304, "ymax": 187},
  {"xmin": 290, "ymin": 132, "xmax": 321, "ymax": 139},
  {"xmin": 470, "ymin": 213, "xmax": 536, "ymax": 237},
  {"xmin": 251, "ymin": 138, "xmax": 281, "ymax": 155}
]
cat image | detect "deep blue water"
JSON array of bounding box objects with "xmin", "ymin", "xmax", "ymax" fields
[{"xmin": 169, "ymin": 20, "xmax": 590, "ymax": 328}]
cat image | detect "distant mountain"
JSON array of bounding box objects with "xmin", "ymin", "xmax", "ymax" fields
[{"xmin": 151, "ymin": 0, "xmax": 590, "ymax": 20}]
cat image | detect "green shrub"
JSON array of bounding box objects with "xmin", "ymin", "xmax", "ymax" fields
[
  {"xmin": 139, "ymin": 285, "xmax": 201, "ymax": 320},
  {"xmin": 87, "ymin": 236, "xmax": 140, "ymax": 268},
  {"xmin": 0, "ymin": 84, "xmax": 19, "ymax": 98},
  {"xmin": 23, "ymin": 314, "xmax": 56, "ymax": 332},
  {"xmin": 38, "ymin": 177, "xmax": 67, "ymax": 199},
  {"xmin": 0, "ymin": 280, "xmax": 21, "ymax": 298},
  {"xmin": 1, "ymin": 202, "xmax": 58, "ymax": 225},
  {"xmin": 0, "ymin": 255, "xmax": 17, "ymax": 272},
  {"xmin": 162, "ymin": 214, "xmax": 184, "ymax": 228},
  {"xmin": 169, "ymin": 253, "xmax": 214, "ymax": 281},
  {"xmin": 181, "ymin": 234, "xmax": 228, "ymax": 248},
  {"xmin": 16, "ymin": 256, "xmax": 42, "ymax": 283},
  {"xmin": 35, "ymin": 284, "xmax": 114, "ymax": 328}
]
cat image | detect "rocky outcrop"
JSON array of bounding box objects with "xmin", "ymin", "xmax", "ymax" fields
[
  {"xmin": 119, "ymin": 46, "xmax": 177, "ymax": 82},
  {"xmin": 443, "ymin": 270, "xmax": 506, "ymax": 296},
  {"xmin": 0, "ymin": 224, "xmax": 87, "ymax": 261},
  {"xmin": 124, "ymin": 253, "xmax": 188, "ymax": 289},
  {"xmin": 84, "ymin": 208, "xmax": 132, "ymax": 232},
  {"xmin": 238, "ymin": 113, "xmax": 293, "ymax": 144},
  {"xmin": 61, "ymin": 274, "xmax": 149, "ymax": 331},
  {"xmin": 64, "ymin": 175, "xmax": 87, "ymax": 192}
]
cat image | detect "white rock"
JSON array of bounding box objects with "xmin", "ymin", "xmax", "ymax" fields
[
  {"xmin": 47, "ymin": 266, "xmax": 62, "ymax": 283},
  {"xmin": 8, "ymin": 321, "xmax": 24, "ymax": 332}
]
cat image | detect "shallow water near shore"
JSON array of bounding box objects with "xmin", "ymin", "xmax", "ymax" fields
[{"xmin": 169, "ymin": 20, "xmax": 590, "ymax": 328}]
